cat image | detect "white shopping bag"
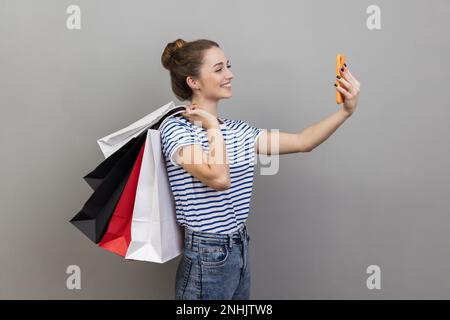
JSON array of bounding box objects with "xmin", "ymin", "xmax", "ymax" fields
[
  {"xmin": 97, "ymin": 101, "xmax": 185, "ymax": 159},
  {"xmin": 124, "ymin": 112, "xmax": 186, "ymax": 263}
]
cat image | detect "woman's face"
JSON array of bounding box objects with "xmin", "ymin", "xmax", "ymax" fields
[{"xmin": 188, "ymin": 47, "xmax": 234, "ymax": 101}]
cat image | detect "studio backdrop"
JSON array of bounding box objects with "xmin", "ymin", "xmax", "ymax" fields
[{"xmin": 0, "ymin": 0, "xmax": 449, "ymax": 299}]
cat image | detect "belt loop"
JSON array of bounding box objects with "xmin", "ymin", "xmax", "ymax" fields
[
  {"xmin": 190, "ymin": 231, "xmax": 194, "ymax": 250},
  {"xmin": 242, "ymin": 224, "xmax": 248, "ymax": 243},
  {"xmin": 228, "ymin": 233, "xmax": 233, "ymax": 249}
]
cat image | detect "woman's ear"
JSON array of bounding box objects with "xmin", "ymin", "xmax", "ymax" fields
[
  {"xmin": 186, "ymin": 76, "xmax": 194, "ymax": 90},
  {"xmin": 186, "ymin": 76, "xmax": 200, "ymax": 90}
]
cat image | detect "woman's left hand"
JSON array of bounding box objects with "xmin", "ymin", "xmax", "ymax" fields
[{"xmin": 335, "ymin": 64, "xmax": 361, "ymax": 116}]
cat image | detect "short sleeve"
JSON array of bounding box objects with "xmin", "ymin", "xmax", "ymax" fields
[
  {"xmin": 240, "ymin": 120, "xmax": 265, "ymax": 150},
  {"xmin": 160, "ymin": 118, "xmax": 202, "ymax": 167}
]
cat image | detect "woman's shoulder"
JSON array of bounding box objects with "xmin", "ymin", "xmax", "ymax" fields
[
  {"xmin": 224, "ymin": 118, "xmax": 251, "ymax": 129},
  {"xmin": 160, "ymin": 114, "xmax": 191, "ymax": 130},
  {"xmin": 222, "ymin": 117, "xmax": 243, "ymax": 125}
]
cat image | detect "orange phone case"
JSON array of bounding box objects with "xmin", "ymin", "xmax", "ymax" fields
[{"xmin": 336, "ymin": 54, "xmax": 345, "ymax": 104}]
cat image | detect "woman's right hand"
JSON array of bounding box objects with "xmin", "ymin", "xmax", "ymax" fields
[{"xmin": 181, "ymin": 104, "xmax": 220, "ymax": 130}]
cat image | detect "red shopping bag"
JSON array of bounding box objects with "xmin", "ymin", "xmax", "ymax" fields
[{"xmin": 98, "ymin": 141, "xmax": 145, "ymax": 256}]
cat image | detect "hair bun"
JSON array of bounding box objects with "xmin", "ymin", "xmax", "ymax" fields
[{"xmin": 161, "ymin": 38, "xmax": 187, "ymax": 70}]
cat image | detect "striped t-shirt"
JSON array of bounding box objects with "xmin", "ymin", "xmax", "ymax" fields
[{"xmin": 159, "ymin": 115, "xmax": 264, "ymax": 234}]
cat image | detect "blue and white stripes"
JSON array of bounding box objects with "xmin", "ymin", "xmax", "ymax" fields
[{"xmin": 160, "ymin": 116, "xmax": 263, "ymax": 234}]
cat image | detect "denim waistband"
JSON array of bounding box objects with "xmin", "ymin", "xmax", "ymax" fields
[{"xmin": 184, "ymin": 224, "xmax": 249, "ymax": 249}]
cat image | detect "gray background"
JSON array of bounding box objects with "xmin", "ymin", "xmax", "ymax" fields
[{"xmin": 1, "ymin": 0, "xmax": 449, "ymax": 299}]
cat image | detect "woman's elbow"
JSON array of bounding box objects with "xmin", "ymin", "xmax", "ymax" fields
[{"xmin": 212, "ymin": 176, "xmax": 231, "ymax": 191}]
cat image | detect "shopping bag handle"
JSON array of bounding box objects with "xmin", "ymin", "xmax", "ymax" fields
[{"xmin": 156, "ymin": 106, "xmax": 187, "ymax": 130}]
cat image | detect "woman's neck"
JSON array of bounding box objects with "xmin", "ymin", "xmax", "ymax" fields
[{"xmin": 191, "ymin": 97, "xmax": 220, "ymax": 121}]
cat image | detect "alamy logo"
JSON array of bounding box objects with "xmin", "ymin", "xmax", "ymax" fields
[
  {"xmin": 66, "ymin": 5, "xmax": 81, "ymax": 30},
  {"xmin": 366, "ymin": 265, "xmax": 381, "ymax": 289},
  {"xmin": 66, "ymin": 265, "xmax": 81, "ymax": 290},
  {"xmin": 258, "ymin": 129, "xmax": 279, "ymax": 176},
  {"xmin": 366, "ymin": 5, "xmax": 381, "ymax": 30}
]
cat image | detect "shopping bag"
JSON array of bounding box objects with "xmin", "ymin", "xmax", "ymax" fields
[
  {"xmin": 83, "ymin": 101, "xmax": 182, "ymax": 190},
  {"xmin": 124, "ymin": 116, "xmax": 184, "ymax": 263},
  {"xmin": 70, "ymin": 132, "xmax": 147, "ymax": 243},
  {"xmin": 97, "ymin": 101, "xmax": 186, "ymax": 159},
  {"xmin": 97, "ymin": 141, "xmax": 146, "ymax": 256},
  {"xmin": 71, "ymin": 102, "xmax": 186, "ymax": 261},
  {"xmin": 83, "ymin": 133, "xmax": 139, "ymax": 191}
]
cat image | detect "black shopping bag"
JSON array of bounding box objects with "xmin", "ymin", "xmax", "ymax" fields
[
  {"xmin": 70, "ymin": 131, "xmax": 147, "ymax": 243},
  {"xmin": 83, "ymin": 134, "xmax": 139, "ymax": 191}
]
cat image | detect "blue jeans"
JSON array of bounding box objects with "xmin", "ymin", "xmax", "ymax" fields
[{"xmin": 174, "ymin": 224, "xmax": 251, "ymax": 300}]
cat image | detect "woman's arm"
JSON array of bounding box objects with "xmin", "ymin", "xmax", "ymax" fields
[
  {"xmin": 256, "ymin": 108, "xmax": 350, "ymax": 155},
  {"xmin": 256, "ymin": 64, "xmax": 360, "ymax": 155}
]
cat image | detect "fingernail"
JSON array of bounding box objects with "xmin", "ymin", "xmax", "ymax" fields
[
  {"xmin": 340, "ymin": 67, "xmax": 344, "ymax": 72},
  {"xmin": 334, "ymin": 84, "xmax": 337, "ymax": 87},
  {"xmin": 336, "ymin": 75, "xmax": 341, "ymax": 79},
  {"xmin": 344, "ymin": 63, "xmax": 347, "ymax": 67}
]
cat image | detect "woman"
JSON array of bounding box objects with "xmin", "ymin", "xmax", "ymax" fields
[{"xmin": 160, "ymin": 39, "xmax": 361, "ymax": 300}]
